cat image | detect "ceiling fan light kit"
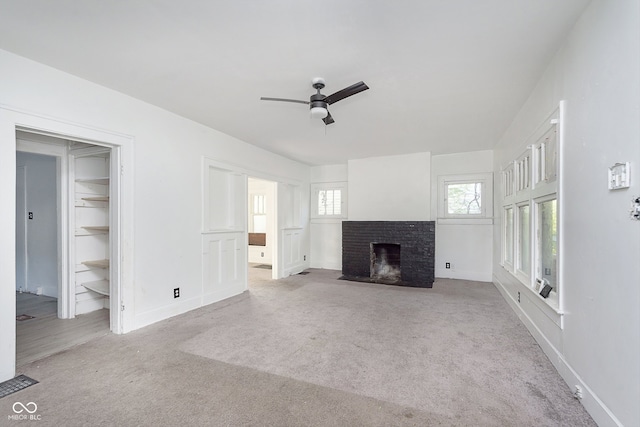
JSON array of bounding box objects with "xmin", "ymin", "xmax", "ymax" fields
[
  {"xmin": 310, "ymin": 106, "xmax": 328, "ymax": 119},
  {"xmin": 261, "ymin": 77, "xmax": 369, "ymax": 125}
]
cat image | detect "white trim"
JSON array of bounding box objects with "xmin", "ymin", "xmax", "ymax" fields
[
  {"xmin": 514, "ymin": 202, "xmax": 532, "ymax": 285},
  {"xmin": 556, "ymin": 100, "xmax": 566, "ymax": 317},
  {"xmin": 532, "ymin": 194, "xmax": 559, "ymax": 309}
]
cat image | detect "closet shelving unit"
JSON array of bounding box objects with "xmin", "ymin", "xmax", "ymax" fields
[{"xmin": 74, "ymin": 159, "xmax": 111, "ymax": 313}]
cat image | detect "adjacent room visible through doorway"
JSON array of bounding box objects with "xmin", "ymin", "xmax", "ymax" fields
[{"xmin": 247, "ymin": 177, "xmax": 277, "ymax": 281}]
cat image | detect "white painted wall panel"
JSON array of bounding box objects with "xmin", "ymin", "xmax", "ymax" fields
[
  {"xmin": 348, "ymin": 152, "xmax": 431, "ymax": 221},
  {"xmin": 310, "ymin": 221, "xmax": 342, "ymax": 270},
  {"xmin": 202, "ymin": 232, "xmax": 246, "ymax": 305}
]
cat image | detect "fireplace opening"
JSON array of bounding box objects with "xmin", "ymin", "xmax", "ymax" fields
[{"xmin": 370, "ymin": 243, "xmax": 401, "ymax": 283}]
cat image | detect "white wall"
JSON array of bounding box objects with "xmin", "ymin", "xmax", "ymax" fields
[
  {"xmin": 492, "ymin": 1, "xmax": 640, "ymax": 425},
  {"xmin": 432, "ymin": 150, "xmax": 493, "ymax": 281},
  {"xmin": 348, "ymin": 152, "xmax": 431, "ymax": 221},
  {"xmin": 309, "ymin": 164, "xmax": 347, "ymax": 270},
  {"xmin": 247, "ymin": 177, "xmax": 275, "ymax": 264},
  {"xmin": 0, "ymin": 49, "xmax": 310, "ymax": 382},
  {"xmin": 15, "ymin": 151, "xmax": 58, "ymax": 297}
]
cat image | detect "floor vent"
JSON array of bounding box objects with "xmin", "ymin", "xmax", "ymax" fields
[
  {"xmin": 254, "ymin": 264, "xmax": 272, "ymax": 269},
  {"xmin": 16, "ymin": 314, "xmax": 35, "ymax": 321},
  {"xmin": 0, "ymin": 375, "xmax": 39, "ymax": 399}
]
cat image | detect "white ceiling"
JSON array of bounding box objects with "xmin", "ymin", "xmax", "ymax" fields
[{"xmin": 0, "ymin": 0, "xmax": 590, "ymax": 165}]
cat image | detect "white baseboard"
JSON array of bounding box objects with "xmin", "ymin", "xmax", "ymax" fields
[
  {"xmin": 435, "ymin": 269, "xmax": 492, "ymax": 282},
  {"xmin": 202, "ymin": 284, "xmax": 245, "ymax": 306},
  {"xmin": 492, "ymin": 275, "xmax": 622, "ymax": 427},
  {"xmin": 283, "ymin": 261, "xmax": 308, "ymax": 277},
  {"xmin": 134, "ymin": 284, "xmax": 247, "ymax": 331},
  {"xmin": 310, "ymin": 261, "xmax": 341, "ymax": 270},
  {"xmin": 134, "ymin": 296, "xmax": 202, "ymax": 330}
]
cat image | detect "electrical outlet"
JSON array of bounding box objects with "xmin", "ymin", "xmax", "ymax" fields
[
  {"xmin": 304, "ymin": 255, "xmax": 306, "ymax": 261},
  {"xmin": 261, "ymin": 252, "xmax": 264, "ymax": 257},
  {"xmin": 28, "ymin": 212, "xmax": 33, "ymax": 220},
  {"xmin": 445, "ymin": 262, "xmax": 451, "ymax": 269},
  {"xmin": 517, "ymin": 291, "xmax": 520, "ymax": 303},
  {"xmin": 173, "ymin": 288, "xmax": 180, "ymax": 298}
]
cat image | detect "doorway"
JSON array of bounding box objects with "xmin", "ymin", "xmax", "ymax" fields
[
  {"xmin": 247, "ymin": 177, "xmax": 277, "ymax": 283},
  {"xmin": 15, "ymin": 152, "xmax": 58, "ymax": 298},
  {"xmin": 14, "ymin": 131, "xmax": 117, "ymax": 366}
]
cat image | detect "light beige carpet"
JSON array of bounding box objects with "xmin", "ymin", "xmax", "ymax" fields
[{"xmin": 0, "ymin": 269, "xmax": 595, "ymax": 426}]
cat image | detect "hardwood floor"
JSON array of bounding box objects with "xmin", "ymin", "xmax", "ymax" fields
[{"xmin": 16, "ymin": 292, "xmax": 110, "ymax": 367}]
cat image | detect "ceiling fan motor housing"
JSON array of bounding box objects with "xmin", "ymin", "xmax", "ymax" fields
[{"xmin": 310, "ymin": 92, "xmax": 328, "ymax": 110}]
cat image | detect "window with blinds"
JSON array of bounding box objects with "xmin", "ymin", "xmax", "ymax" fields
[
  {"xmin": 318, "ymin": 189, "xmax": 342, "ymax": 216},
  {"xmin": 311, "ymin": 183, "xmax": 347, "ymax": 219}
]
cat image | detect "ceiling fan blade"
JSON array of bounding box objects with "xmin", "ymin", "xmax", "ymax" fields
[
  {"xmin": 323, "ymin": 111, "xmax": 335, "ymax": 125},
  {"xmin": 260, "ymin": 97, "xmax": 309, "ymax": 105},
  {"xmin": 324, "ymin": 81, "xmax": 369, "ymax": 105}
]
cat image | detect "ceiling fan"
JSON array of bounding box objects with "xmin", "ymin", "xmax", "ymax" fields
[{"xmin": 260, "ymin": 77, "xmax": 369, "ymax": 125}]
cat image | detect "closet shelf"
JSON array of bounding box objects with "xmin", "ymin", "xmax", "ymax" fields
[
  {"xmin": 82, "ymin": 226, "xmax": 109, "ymax": 232},
  {"xmin": 83, "ymin": 280, "xmax": 109, "ymax": 296},
  {"xmin": 76, "ymin": 177, "xmax": 109, "ymax": 185},
  {"xmin": 81, "ymin": 196, "xmax": 109, "ymax": 202},
  {"xmin": 83, "ymin": 259, "xmax": 109, "ymax": 269}
]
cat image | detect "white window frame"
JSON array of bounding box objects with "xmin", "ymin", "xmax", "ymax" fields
[
  {"xmin": 515, "ymin": 202, "xmax": 531, "ymax": 285},
  {"xmin": 500, "ymin": 102, "xmax": 562, "ymax": 314},
  {"xmin": 437, "ymin": 173, "xmax": 493, "ymax": 225},
  {"xmin": 533, "ymin": 194, "xmax": 559, "ymax": 307},
  {"xmin": 502, "ymin": 206, "xmax": 514, "ymax": 270},
  {"xmin": 249, "ymin": 193, "xmax": 267, "ymax": 233},
  {"xmin": 310, "ymin": 182, "xmax": 347, "ymax": 219},
  {"xmin": 502, "ymin": 163, "xmax": 515, "ymax": 199}
]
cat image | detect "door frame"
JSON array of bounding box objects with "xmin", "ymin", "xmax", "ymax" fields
[
  {"xmin": 0, "ymin": 106, "xmax": 134, "ymax": 382},
  {"xmin": 15, "ymin": 165, "xmax": 27, "ymax": 292}
]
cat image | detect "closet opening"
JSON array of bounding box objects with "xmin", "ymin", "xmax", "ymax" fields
[{"xmin": 15, "ymin": 130, "xmax": 119, "ymax": 366}]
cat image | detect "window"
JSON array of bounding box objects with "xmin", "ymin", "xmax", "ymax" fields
[
  {"xmin": 253, "ymin": 194, "xmax": 265, "ymax": 214},
  {"xmin": 311, "ymin": 183, "xmax": 347, "ymax": 219},
  {"xmin": 504, "ymin": 207, "xmax": 514, "ymax": 266},
  {"xmin": 318, "ymin": 189, "xmax": 341, "ymax": 216},
  {"xmin": 517, "ymin": 204, "xmax": 530, "ymax": 277},
  {"xmin": 536, "ymin": 197, "xmax": 557, "ymax": 291},
  {"xmin": 515, "ymin": 152, "xmax": 530, "ymax": 193},
  {"xmin": 250, "ymin": 194, "xmax": 267, "ymax": 232},
  {"xmin": 501, "ymin": 103, "xmax": 561, "ymax": 310},
  {"xmin": 438, "ymin": 173, "xmax": 493, "ymax": 224},
  {"xmin": 502, "ymin": 164, "xmax": 514, "ymax": 198},
  {"xmin": 447, "ymin": 182, "xmax": 482, "ymax": 215}
]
